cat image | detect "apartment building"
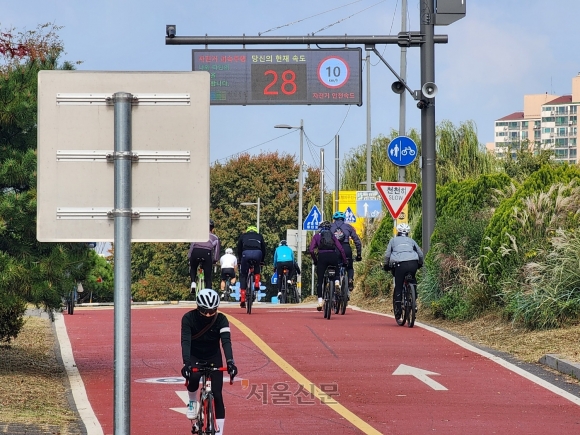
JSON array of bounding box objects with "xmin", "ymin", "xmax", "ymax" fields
[{"xmin": 491, "ymin": 74, "xmax": 580, "ymax": 163}]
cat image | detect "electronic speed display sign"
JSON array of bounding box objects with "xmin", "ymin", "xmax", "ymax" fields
[{"xmin": 192, "ymin": 49, "xmax": 362, "ymax": 105}]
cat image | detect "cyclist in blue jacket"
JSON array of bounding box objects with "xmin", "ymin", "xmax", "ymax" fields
[
  {"xmin": 383, "ymin": 223, "xmax": 424, "ymax": 320},
  {"xmin": 273, "ymin": 240, "xmax": 295, "ymax": 300}
]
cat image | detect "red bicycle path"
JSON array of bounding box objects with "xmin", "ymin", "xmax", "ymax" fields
[{"xmin": 62, "ymin": 304, "xmax": 580, "ymax": 435}]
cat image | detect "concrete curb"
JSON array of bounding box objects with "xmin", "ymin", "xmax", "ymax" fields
[{"xmin": 539, "ymin": 354, "xmax": 580, "ymax": 379}]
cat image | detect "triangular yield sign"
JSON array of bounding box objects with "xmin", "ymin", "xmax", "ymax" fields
[{"xmin": 375, "ymin": 182, "xmax": 417, "ymax": 219}]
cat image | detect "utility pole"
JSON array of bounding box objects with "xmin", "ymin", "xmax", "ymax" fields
[
  {"xmin": 398, "ymin": 0, "xmax": 408, "ymax": 184},
  {"xmin": 320, "ymin": 148, "xmax": 325, "ymax": 221},
  {"xmin": 334, "ymin": 135, "xmax": 340, "ymax": 213},
  {"xmin": 420, "ymin": 0, "xmax": 436, "ymax": 253},
  {"xmin": 166, "ymin": 1, "xmax": 465, "ymax": 252},
  {"xmin": 366, "ymin": 51, "xmax": 372, "ymax": 191}
]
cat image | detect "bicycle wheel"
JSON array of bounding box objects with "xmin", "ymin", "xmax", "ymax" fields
[
  {"xmin": 206, "ymin": 395, "xmax": 216, "ymax": 435},
  {"xmin": 294, "ymin": 284, "xmax": 301, "ymax": 304},
  {"xmin": 246, "ymin": 273, "xmax": 253, "ymax": 314},
  {"xmin": 196, "ymin": 273, "xmax": 203, "ymax": 299},
  {"xmin": 333, "ymin": 284, "xmax": 341, "ymax": 315},
  {"xmin": 407, "ymin": 284, "xmax": 417, "ymax": 328},
  {"xmin": 324, "ymin": 279, "xmax": 333, "ymax": 320},
  {"xmin": 402, "ymin": 283, "xmax": 411, "ymax": 326},
  {"xmin": 280, "ymin": 277, "xmax": 287, "ymax": 304},
  {"xmin": 340, "ymin": 272, "xmax": 349, "ymax": 315},
  {"xmin": 394, "ymin": 292, "xmax": 404, "ymax": 326}
]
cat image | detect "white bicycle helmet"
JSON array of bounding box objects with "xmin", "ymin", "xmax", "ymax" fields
[
  {"xmin": 225, "ymin": 248, "xmax": 233, "ymax": 255},
  {"xmin": 196, "ymin": 289, "xmax": 220, "ymax": 310},
  {"xmin": 396, "ymin": 223, "xmax": 411, "ymax": 235}
]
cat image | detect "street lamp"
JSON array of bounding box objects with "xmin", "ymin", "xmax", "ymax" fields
[
  {"xmin": 240, "ymin": 198, "xmax": 260, "ymax": 233},
  {"xmin": 275, "ymin": 120, "xmax": 304, "ymax": 294}
]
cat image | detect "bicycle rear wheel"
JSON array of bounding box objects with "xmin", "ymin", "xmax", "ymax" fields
[
  {"xmin": 280, "ymin": 277, "xmax": 287, "ymax": 304},
  {"xmin": 407, "ymin": 284, "xmax": 416, "ymax": 328},
  {"xmin": 402, "ymin": 283, "xmax": 411, "ymax": 326},
  {"xmin": 340, "ymin": 272, "xmax": 348, "ymax": 315},
  {"xmin": 394, "ymin": 292, "xmax": 405, "ymax": 326},
  {"xmin": 293, "ymin": 285, "xmax": 301, "ymax": 304},
  {"xmin": 248, "ymin": 271, "xmax": 255, "ymax": 314},
  {"xmin": 324, "ymin": 280, "xmax": 333, "ymax": 320}
]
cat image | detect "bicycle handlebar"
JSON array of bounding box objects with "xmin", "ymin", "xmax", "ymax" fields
[{"xmin": 189, "ymin": 366, "xmax": 234, "ymax": 385}]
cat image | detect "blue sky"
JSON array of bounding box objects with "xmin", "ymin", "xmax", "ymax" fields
[{"xmin": 4, "ymin": 0, "xmax": 580, "ymax": 186}]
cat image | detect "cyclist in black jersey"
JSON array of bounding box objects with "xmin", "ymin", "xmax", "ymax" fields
[{"xmin": 181, "ymin": 289, "xmax": 238, "ymax": 433}]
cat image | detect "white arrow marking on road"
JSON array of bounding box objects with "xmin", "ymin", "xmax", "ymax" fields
[
  {"xmin": 392, "ymin": 364, "xmax": 448, "ymax": 390},
  {"xmin": 170, "ymin": 390, "xmax": 190, "ymax": 415}
]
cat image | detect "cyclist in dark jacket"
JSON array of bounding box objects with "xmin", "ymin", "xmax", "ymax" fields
[
  {"xmin": 309, "ymin": 221, "xmax": 347, "ymax": 311},
  {"xmin": 330, "ymin": 211, "xmax": 362, "ymax": 294},
  {"xmin": 181, "ymin": 289, "xmax": 237, "ymax": 433},
  {"xmin": 236, "ymin": 225, "xmax": 266, "ymax": 308},
  {"xmin": 383, "ymin": 223, "xmax": 424, "ymax": 320},
  {"xmin": 188, "ymin": 219, "xmax": 220, "ymax": 294}
]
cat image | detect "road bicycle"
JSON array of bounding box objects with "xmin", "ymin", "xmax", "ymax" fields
[
  {"xmin": 333, "ymin": 264, "xmax": 348, "ymax": 315},
  {"xmin": 186, "ymin": 362, "xmax": 233, "ymax": 435},
  {"xmin": 394, "ymin": 272, "xmax": 417, "ymax": 328},
  {"xmin": 322, "ymin": 266, "xmax": 337, "ymax": 320},
  {"xmin": 245, "ymin": 259, "xmax": 260, "ymax": 314},
  {"xmin": 221, "ymin": 271, "xmax": 236, "ymax": 302},
  {"xmin": 189, "ymin": 257, "xmax": 207, "ymax": 299},
  {"xmin": 196, "ymin": 263, "xmax": 205, "ymax": 298},
  {"xmin": 279, "ymin": 265, "xmax": 300, "ymax": 304}
]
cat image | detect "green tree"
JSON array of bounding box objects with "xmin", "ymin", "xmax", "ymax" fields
[
  {"xmin": 500, "ymin": 140, "xmax": 554, "ymax": 182},
  {"xmin": 129, "ymin": 152, "xmax": 321, "ymax": 300},
  {"xmin": 0, "ymin": 24, "xmax": 89, "ymax": 340}
]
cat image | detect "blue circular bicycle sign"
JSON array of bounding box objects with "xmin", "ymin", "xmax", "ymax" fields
[{"xmin": 387, "ymin": 136, "xmax": 418, "ymax": 167}]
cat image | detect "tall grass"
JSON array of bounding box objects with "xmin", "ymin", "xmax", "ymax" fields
[{"xmin": 500, "ymin": 229, "xmax": 580, "ymax": 329}]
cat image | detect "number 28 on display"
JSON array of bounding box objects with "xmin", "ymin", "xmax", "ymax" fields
[{"xmin": 251, "ymin": 64, "xmax": 307, "ymax": 101}]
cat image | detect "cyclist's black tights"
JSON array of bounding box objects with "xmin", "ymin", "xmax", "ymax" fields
[
  {"xmin": 189, "ymin": 248, "xmax": 213, "ymax": 289},
  {"xmin": 186, "ymin": 355, "xmax": 225, "ymax": 419},
  {"xmin": 315, "ymin": 252, "xmax": 340, "ymax": 298},
  {"xmin": 393, "ymin": 260, "xmax": 419, "ymax": 304}
]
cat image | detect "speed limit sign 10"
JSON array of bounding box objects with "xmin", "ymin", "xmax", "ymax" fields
[{"xmin": 317, "ymin": 56, "xmax": 351, "ymax": 89}]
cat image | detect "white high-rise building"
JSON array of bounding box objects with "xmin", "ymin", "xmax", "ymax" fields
[{"xmin": 490, "ymin": 74, "xmax": 579, "ymax": 163}]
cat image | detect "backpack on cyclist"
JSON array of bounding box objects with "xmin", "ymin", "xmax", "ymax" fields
[
  {"xmin": 333, "ymin": 225, "xmax": 346, "ymax": 243},
  {"xmin": 319, "ymin": 229, "xmax": 336, "ymax": 250}
]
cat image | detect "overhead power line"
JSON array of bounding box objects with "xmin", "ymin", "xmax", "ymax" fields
[
  {"xmin": 259, "ymin": 0, "xmax": 365, "ymax": 36},
  {"xmin": 313, "ymin": 0, "xmax": 387, "ymax": 34}
]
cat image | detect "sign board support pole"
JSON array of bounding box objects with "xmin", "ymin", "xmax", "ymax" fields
[
  {"xmin": 113, "ymin": 92, "xmax": 133, "ymax": 435},
  {"xmin": 366, "ymin": 50, "xmax": 372, "ymax": 191},
  {"xmin": 334, "ymin": 135, "xmax": 340, "ymax": 213},
  {"xmin": 398, "ymin": 0, "xmax": 408, "ymax": 185},
  {"xmin": 297, "ymin": 119, "xmax": 304, "ymax": 298},
  {"xmin": 397, "ymin": 0, "xmax": 408, "ymax": 243},
  {"xmin": 320, "ymin": 148, "xmax": 324, "ymax": 222},
  {"xmin": 421, "ymin": 0, "xmax": 436, "ymax": 253}
]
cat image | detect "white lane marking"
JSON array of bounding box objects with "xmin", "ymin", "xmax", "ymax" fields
[
  {"xmin": 54, "ymin": 313, "xmax": 104, "ymax": 435},
  {"xmin": 393, "ymin": 364, "xmax": 448, "ymax": 390}
]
